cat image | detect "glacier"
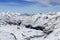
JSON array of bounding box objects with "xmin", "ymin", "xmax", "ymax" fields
[{"xmin": 0, "ymin": 12, "xmax": 60, "ymax": 40}]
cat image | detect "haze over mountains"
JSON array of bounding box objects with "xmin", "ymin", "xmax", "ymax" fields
[{"xmin": 0, "ymin": 12, "xmax": 60, "ymax": 40}]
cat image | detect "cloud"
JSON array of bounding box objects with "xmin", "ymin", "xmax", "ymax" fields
[
  {"xmin": 0, "ymin": 0, "xmax": 60, "ymax": 7},
  {"xmin": 0, "ymin": 1, "xmax": 35, "ymax": 6},
  {"xmin": 24, "ymin": 0, "xmax": 60, "ymax": 6},
  {"xmin": 52, "ymin": 0, "xmax": 60, "ymax": 3},
  {"xmin": 25, "ymin": 0, "xmax": 50, "ymax": 4}
]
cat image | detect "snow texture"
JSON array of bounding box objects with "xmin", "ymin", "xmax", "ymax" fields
[{"xmin": 0, "ymin": 12, "xmax": 60, "ymax": 40}]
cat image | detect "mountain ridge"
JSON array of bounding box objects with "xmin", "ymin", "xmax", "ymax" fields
[{"xmin": 0, "ymin": 12, "xmax": 60, "ymax": 40}]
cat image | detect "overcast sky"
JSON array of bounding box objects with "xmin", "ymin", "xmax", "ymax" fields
[{"xmin": 0, "ymin": 0, "xmax": 60, "ymax": 14}]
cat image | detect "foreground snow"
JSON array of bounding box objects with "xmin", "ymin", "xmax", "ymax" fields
[{"xmin": 0, "ymin": 12, "xmax": 60, "ymax": 40}]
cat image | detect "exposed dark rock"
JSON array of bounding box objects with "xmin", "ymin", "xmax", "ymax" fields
[
  {"xmin": 44, "ymin": 16, "xmax": 48, "ymax": 19},
  {"xmin": 5, "ymin": 21, "xmax": 21, "ymax": 26},
  {"xmin": 17, "ymin": 27, "xmax": 20, "ymax": 29},
  {"xmin": 25, "ymin": 24, "xmax": 45, "ymax": 31},
  {"xmin": 25, "ymin": 25, "xmax": 32, "ymax": 28},
  {"xmin": 43, "ymin": 30, "xmax": 53, "ymax": 34},
  {"xmin": 25, "ymin": 24, "xmax": 53, "ymax": 35},
  {"xmin": 11, "ymin": 33, "xmax": 17, "ymax": 40}
]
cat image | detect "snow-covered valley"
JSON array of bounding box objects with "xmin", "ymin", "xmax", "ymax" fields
[{"xmin": 0, "ymin": 12, "xmax": 60, "ymax": 40}]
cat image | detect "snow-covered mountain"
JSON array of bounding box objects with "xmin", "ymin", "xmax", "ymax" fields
[{"xmin": 0, "ymin": 12, "xmax": 60, "ymax": 40}]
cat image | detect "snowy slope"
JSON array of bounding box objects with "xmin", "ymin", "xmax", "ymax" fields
[{"xmin": 0, "ymin": 12, "xmax": 60, "ymax": 40}]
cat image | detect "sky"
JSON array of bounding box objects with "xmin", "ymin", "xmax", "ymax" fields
[{"xmin": 0, "ymin": 0, "xmax": 60, "ymax": 14}]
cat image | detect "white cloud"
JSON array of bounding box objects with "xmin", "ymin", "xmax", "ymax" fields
[
  {"xmin": 52, "ymin": 0, "xmax": 60, "ymax": 3},
  {"xmin": 25, "ymin": 0, "xmax": 60, "ymax": 3},
  {"xmin": 25, "ymin": 0, "xmax": 50, "ymax": 4},
  {"xmin": 24, "ymin": 0, "xmax": 60, "ymax": 6}
]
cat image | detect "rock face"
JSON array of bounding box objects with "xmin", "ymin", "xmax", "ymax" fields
[{"xmin": 0, "ymin": 12, "xmax": 60, "ymax": 40}]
